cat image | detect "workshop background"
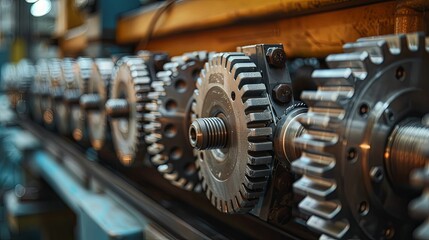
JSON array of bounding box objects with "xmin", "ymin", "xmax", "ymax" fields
[{"xmin": 0, "ymin": 0, "xmax": 428, "ymax": 239}]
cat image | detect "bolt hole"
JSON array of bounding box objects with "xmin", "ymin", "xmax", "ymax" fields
[
  {"xmin": 165, "ymin": 99, "xmax": 177, "ymax": 111},
  {"xmin": 395, "ymin": 66, "xmax": 405, "ymax": 81},
  {"xmin": 184, "ymin": 162, "xmax": 197, "ymax": 176},
  {"xmin": 358, "ymin": 201, "xmax": 369, "ymax": 216},
  {"xmin": 164, "ymin": 124, "xmax": 177, "ymax": 138},
  {"xmin": 347, "ymin": 148, "xmax": 358, "ymax": 162},
  {"xmin": 384, "ymin": 226, "xmax": 395, "ymax": 239},
  {"xmin": 170, "ymin": 147, "xmax": 183, "ymax": 160},
  {"xmin": 359, "ymin": 103, "xmax": 370, "ymax": 117},
  {"xmin": 231, "ymin": 91, "xmax": 236, "ymax": 101},
  {"xmin": 174, "ymin": 79, "xmax": 187, "ymax": 93},
  {"xmin": 190, "ymin": 126, "xmax": 197, "ymax": 143}
]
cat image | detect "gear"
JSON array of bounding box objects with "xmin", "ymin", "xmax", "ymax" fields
[
  {"xmin": 45, "ymin": 58, "xmax": 63, "ymax": 131},
  {"xmin": 81, "ymin": 58, "xmax": 114, "ymax": 150},
  {"xmin": 146, "ymin": 51, "xmax": 211, "ymax": 191},
  {"xmin": 292, "ymin": 33, "xmax": 429, "ymax": 239},
  {"xmin": 31, "ymin": 60, "xmax": 46, "ymax": 123},
  {"xmin": 107, "ymin": 56, "xmax": 152, "ymax": 166},
  {"xmin": 70, "ymin": 57, "xmax": 93, "ymax": 142},
  {"xmin": 190, "ymin": 52, "xmax": 273, "ymax": 213}
]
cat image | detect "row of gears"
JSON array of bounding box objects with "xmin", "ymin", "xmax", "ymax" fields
[{"xmin": 2, "ymin": 33, "xmax": 428, "ymax": 239}]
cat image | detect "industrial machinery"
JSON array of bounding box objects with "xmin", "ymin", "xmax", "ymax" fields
[{"xmin": 1, "ymin": 1, "xmax": 429, "ymax": 239}]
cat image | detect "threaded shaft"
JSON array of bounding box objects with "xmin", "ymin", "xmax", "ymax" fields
[
  {"xmin": 105, "ymin": 99, "xmax": 129, "ymax": 118},
  {"xmin": 189, "ymin": 117, "xmax": 228, "ymax": 150},
  {"xmin": 386, "ymin": 118, "xmax": 429, "ymax": 186},
  {"xmin": 80, "ymin": 94, "xmax": 101, "ymax": 110}
]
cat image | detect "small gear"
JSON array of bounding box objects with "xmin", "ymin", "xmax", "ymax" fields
[
  {"xmin": 190, "ymin": 52, "xmax": 273, "ymax": 213},
  {"xmin": 81, "ymin": 58, "xmax": 114, "ymax": 151},
  {"xmin": 146, "ymin": 51, "xmax": 212, "ymax": 191},
  {"xmin": 107, "ymin": 56, "xmax": 152, "ymax": 166},
  {"xmin": 292, "ymin": 33, "xmax": 429, "ymax": 239}
]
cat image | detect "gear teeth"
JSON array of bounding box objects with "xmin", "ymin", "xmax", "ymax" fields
[
  {"xmin": 294, "ymin": 131, "xmax": 338, "ymax": 154},
  {"xmin": 241, "ymin": 84, "xmax": 266, "ymax": 98},
  {"xmin": 311, "ymin": 69, "xmax": 356, "ymax": 86},
  {"xmin": 244, "ymin": 97, "xmax": 270, "ymax": 111},
  {"xmin": 293, "ymin": 175, "xmax": 336, "ymax": 201},
  {"xmin": 297, "ymin": 114, "xmax": 341, "ymax": 131},
  {"xmin": 246, "ymin": 111, "xmax": 272, "ymax": 124},
  {"xmin": 306, "ymin": 216, "xmax": 349, "ymax": 239},
  {"xmin": 301, "ymin": 89, "xmax": 353, "ymax": 109},
  {"xmin": 299, "ymin": 196, "xmax": 341, "ymax": 220},
  {"xmin": 245, "ymin": 165, "xmax": 271, "ymax": 178},
  {"xmin": 292, "ymin": 152, "xmax": 335, "ymax": 178}
]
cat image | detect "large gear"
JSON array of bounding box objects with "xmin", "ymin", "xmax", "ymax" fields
[
  {"xmin": 146, "ymin": 51, "xmax": 211, "ymax": 191},
  {"xmin": 81, "ymin": 58, "xmax": 114, "ymax": 151},
  {"xmin": 190, "ymin": 52, "xmax": 273, "ymax": 213},
  {"xmin": 292, "ymin": 33, "xmax": 429, "ymax": 239},
  {"xmin": 107, "ymin": 56, "xmax": 152, "ymax": 166}
]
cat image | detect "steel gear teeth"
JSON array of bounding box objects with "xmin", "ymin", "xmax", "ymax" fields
[
  {"xmin": 146, "ymin": 52, "xmax": 211, "ymax": 192},
  {"xmin": 292, "ymin": 33, "xmax": 429, "ymax": 239},
  {"xmin": 194, "ymin": 52, "xmax": 273, "ymax": 213},
  {"xmin": 109, "ymin": 56, "xmax": 152, "ymax": 166}
]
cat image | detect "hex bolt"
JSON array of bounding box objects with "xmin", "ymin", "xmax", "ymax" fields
[
  {"xmin": 272, "ymin": 84, "xmax": 292, "ymax": 104},
  {"xmin": 105, "ymin": 99, "xmax": 130, "ymax": 118},
  {"xmin": 189, "ymin": 117, "xmax": 228, "ymax": 150},
  {"xmin": 80, "ymin": 93, "xmax": 102, "ymax": 110},
  {"xmin": 266, "ymin": 47, "xmax": 287, "ymax": 68}
]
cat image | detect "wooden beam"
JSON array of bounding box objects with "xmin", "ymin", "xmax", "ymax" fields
[
  {"xmin": 117, "ymin": 0, "xmax": 354, "ymax": 44},
  {"xmin": 140, "ymin": 1, "xmax": 397, "ymax": 58}
]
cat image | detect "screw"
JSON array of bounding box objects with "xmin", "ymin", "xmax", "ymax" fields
[
  {"xmin": 272, "ymin": 84, "xmax": 292, "ymax": 104},
  {"xmin": 266, "ymin": 47, "xmax": 287, "ymax": 68},
  {"xmin": 370, "ymin": 166, "xmax": 384, "ymax": 183}
]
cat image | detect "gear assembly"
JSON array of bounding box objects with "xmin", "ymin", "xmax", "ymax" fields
[{"xmin": 0, "ymin": 1, "xmax": 428, "ymax": 239}]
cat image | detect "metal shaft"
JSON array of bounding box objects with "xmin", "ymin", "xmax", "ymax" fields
[
  {"xmin": 189, "ymin": 117, "xmax": 228, "ymax": 150},
  {"xmin": 386, "ymin": 118, "xmax": 429, "ymax": 186},
  {"xmin": 105, "ymin": 99, "xmax": 130, "ymax": 118},
  {"xmin": 80, "ymin": 94, "xmax": 101, "ymax": 110}
]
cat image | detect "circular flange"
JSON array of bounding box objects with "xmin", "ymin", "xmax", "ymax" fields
[{"xmin": 193, "ymin": 52, "xmax": 273, "ymax": 213}]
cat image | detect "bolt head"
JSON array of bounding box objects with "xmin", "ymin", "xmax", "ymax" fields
[
  {"xmin": 266, "ymin": 47, "xmax": 287, "ymax": 68},
  {"xmin": 272, "ymin": 84, "xmax": 292, "ymax": 104}
]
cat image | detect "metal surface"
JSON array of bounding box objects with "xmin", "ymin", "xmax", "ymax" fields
[
  {"xmin": 192, "ymin": 52, "xmax": 273, "ymax": 213},
  {"xmin": 291, "ymin": 33, "xmax": 429, "ymax": 239},
  {"xmin": 146, "ymin": 52, "xmax": 211, "ymax": 191}
]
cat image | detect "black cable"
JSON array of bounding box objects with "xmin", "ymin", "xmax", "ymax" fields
[{"xmin": 138, "ymin": 0, "xmax": 177, "ymax": 50}]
